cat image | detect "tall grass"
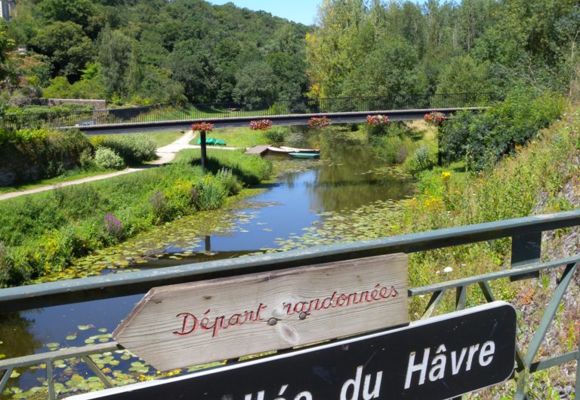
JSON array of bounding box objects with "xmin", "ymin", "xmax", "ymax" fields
[{"xmin": 399, "ymin": 105, "xmax": 578, "ymax": 312}]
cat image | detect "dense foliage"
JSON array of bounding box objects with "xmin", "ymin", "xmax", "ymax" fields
[
  {"xmin": 91, "ymin": 134, "xmax": 157, "ymax": 165},
  {"xmin": 4, "ymin": 0, "xmax": 309, "ymax": 107},
  {"xmin": 440, "ymin": 89, "xmax": 565, "ymax": 170},
  {"xmin": 0, "ymin": 128, "xmax": 92, "ymax": 184},
  {"xmin": 307, "ymin": 0, "xmax": 578, "ymax": 104}
]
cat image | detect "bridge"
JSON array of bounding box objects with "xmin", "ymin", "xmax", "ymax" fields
[
  {"xmin": 1, "ymin": 93, "xmax": 494, "ymax": 134},
  {"xmin": 68, "ymin": 107, "xmax": 483, "ymax": 135}
]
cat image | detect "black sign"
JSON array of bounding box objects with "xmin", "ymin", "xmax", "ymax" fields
[{"xmin": 69, "ymin": 302, "xmax": 516, "ymax": 400}]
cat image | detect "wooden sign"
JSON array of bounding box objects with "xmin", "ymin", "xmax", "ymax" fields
[
  {"xmin": 114, "ymin": 254, "xmax": 409, "ymax": 371},
  {"xmin": 70, "ymin": 302, "xmax": 516, "ymax": 400}
]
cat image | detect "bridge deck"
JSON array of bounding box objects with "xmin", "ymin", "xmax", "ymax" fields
[{"xmin": 66, "ymin": 107, "xmax": 485, "ymax": 135}]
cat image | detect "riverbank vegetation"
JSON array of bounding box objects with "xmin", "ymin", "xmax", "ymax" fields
[
  {"xmin": 275, "ymin": 104, "xmax": 578, "ymax": 302},
  {"xmin": 0, "ymin": 153, "xmax": 272, "ymax": 287},
  {"xmin": 0, "ymin": 127, "xmax": 162, "ymax": 186}
]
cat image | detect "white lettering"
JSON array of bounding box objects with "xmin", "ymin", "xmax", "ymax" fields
[
  {"xmin": 450, "ymin": 348, "xmax": 468, "ymax": 375},
  {"xmin": 404, "ymin": 348, "xmax": 430, "ymax": 389},
  {"xmin": 478, "ymin": 341, "xmax": 495, "ymax": 367},
  {"xmin": 429, "ymin": 345, "xmax": 447, "ymax": 382},
  {"xmin": 340, "ymin": 366, "xmax": 363, "ymax": 400},
  {"xmin": 465, "ymin": 344, "xmax": 480, "ymax": 372},
  {"xmin": 362, "ymin": 371, "xmax": 383, "ymax": 400}
]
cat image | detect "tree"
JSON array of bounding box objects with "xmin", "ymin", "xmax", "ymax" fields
[
  {"xmin": 31, "ymin": 21, "xmax": 93, "ymax": 81},
  {"xmin": 233, "ymin": 61, "xmax": 278, "ymax": 110},
  {"xmin": 167, "ymin": 40, "xmax": 218, "ymax": 104},
  {"xmin": 435, "ymin": 55, "xmax": 492, "ymax": 105},
  {"xmin": 0, "ymin": 22, "xmax": 14, "ymax": 82},
  {"xmin": 340, "ymin": 37, "xmax": 427, "ymax": 108},
  {"xmin": 98, "ymin": 26, "xmax": 132, "ymax": 98},
  {"xmin": 306, "ymin": 0, "xmax": 370, "ymax": 98},
  {"xmin": 39, "ymin": 0, "xmax": 98, "ymax": 37}
]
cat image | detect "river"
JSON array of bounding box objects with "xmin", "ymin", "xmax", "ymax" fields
[{"xmin": 0, "ymin": 134, "xmax": 415, "ymax": 399}]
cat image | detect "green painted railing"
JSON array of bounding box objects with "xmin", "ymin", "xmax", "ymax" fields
[{"xmin": 0, "ymin": 210, "xmax": 578, "ymax": 399}]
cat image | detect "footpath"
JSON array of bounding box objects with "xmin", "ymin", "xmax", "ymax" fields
[{"xmin": 0, "ymin": 131, "xmax": 238, "ymax": 202}]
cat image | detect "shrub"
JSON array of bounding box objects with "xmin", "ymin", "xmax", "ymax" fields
[
  {"xmin": 216, "ymin": 168, "xmax": 243, "ymax": 195},
  {"xmin": 264, "ymin": 127, "xmax": 287, "ymax": 145},
  {"xmin": 94, "ymin": 147, "xmax": 125, "ymax": 170},
  {"xmin": 0, "ymin": 128, "xmax": 93, "ymax": 185},
  {"xmin": 372, "ymin": 135, "xmax": 416, "ymax": 164},
  {"xmin": 193, "ymin": 176, "xmax": 228, "ymax": 210},
  {"xmin": 405, "ymin": 146, "xmax": 435, "ymax": 175},
  {"xmin": 439, "ymin": 88, "xmax": 565, "ymax": 170},
  {"xmin": 96, "ymin": 135, "xmax": 157, "ymax": 165},
  {"xmin": 0, "ymin": 242, "xmax": 10, "ymax": 287},
  {"xmin": 149, "ymin": 191, "xmax": 171, "ymax": 224},
  {"xmin": 103, "ymin": 213, "xmax": 124, "ymax": 242}
]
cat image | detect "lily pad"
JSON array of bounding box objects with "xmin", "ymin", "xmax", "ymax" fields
[
  {"xmin": 78, "ymin": 324, "xmax": 94, "ymax": 331},
  {"xmin": 46, "ymin": 342, "xmax": 60, "ymax": 350}
]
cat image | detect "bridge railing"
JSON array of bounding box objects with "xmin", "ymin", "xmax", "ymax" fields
[
  {"xmin": 0, "ymin": 210, "xmax": 577, "ymax": 399},
  {"xmin": 0, "ymin": 93, "xmax": 500, "ymax": 130}
]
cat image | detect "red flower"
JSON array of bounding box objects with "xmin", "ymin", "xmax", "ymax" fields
[
  {"xmin": 424, "ymin": 112, "xmax": 447, "ymax": 126},
  {"xmin": 367, "ymin": 115, "xmax": 390, "ymax": 126},
  {"xmin": 192, "ymin": 122, "xmax": 214, "ymax": 132},
  {"xmin": 249, "ymin": 119, "xmax": 273, "ymax": 130},
  {"xmin": 308, "ymin": 116, "xmax": 331, "ymax": 129}
]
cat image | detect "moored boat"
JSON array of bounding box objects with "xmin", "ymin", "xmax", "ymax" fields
[{"xmin": 289, "ymin": 152, "xmax": 320, "ymax": 159}]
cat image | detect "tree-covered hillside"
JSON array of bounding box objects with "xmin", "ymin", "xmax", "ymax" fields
[
  {"xmin": 0, "ymin": 0, "xmax": 577, "ymax": 110},
  {"xmin": 307, "ymin": 0, "xmax": 578, "ymax": 105},
  {"xmin": 3, "ymin": 0, "xmax": 310, "ymax": 107}
]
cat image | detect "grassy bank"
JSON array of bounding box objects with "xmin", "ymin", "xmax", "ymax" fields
[
  {"xmin": 176, "ymin": 149, "xmax": 273, "ymax": 185},
  {"xmin": 0, "ymin": 152, "xmax": 272, "ymax": 287},
  {"xmin": 276, "ymin": 105, "xmax": 578, "ymax": 301}
]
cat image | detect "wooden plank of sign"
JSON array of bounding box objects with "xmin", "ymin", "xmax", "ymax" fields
[{"xmin": 113, "ymin": 253, "xmax": 408, "ymax": 371}]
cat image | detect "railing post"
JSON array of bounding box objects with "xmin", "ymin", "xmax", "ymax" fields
[{"xmin": 510, "ymin": 231, "xmax": 542, "ymax": 281}]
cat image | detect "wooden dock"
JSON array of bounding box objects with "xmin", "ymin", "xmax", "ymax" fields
[{"xmin": 245, "ymin": 145, "xmax": 271, "ymax": 155}]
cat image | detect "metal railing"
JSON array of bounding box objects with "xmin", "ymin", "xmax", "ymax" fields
[
  {"xmin": 0, "ymin": 93, "xmax": 500, "ymax": 130},
  {"xmin": 0, "ymin": 210, "xmax": 578, "ymax": 399}
]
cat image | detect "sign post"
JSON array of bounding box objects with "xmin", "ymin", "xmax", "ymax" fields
[
  {"xmin": 69, "ymin": 302, "xmax": 517, "ymax": 400},
  {"xmin": 114, "ymin": 254, "xmax": 409, "ymax": 371}
]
